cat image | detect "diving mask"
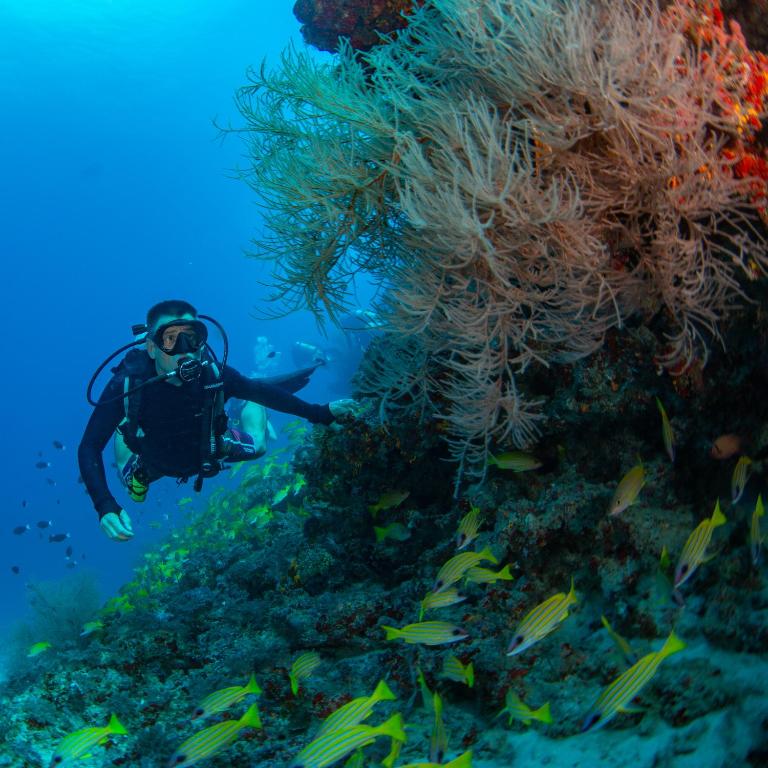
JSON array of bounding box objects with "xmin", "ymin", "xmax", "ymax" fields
[{"xmin": 151, "ymin": 319, "xmax": 208, "ymax": 355}]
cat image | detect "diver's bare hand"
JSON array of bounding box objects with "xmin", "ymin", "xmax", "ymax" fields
[
  {"xmin": 100, "ymin": 510, "xmax": 134, "ymax": 541},
  {"xmin": 329, "ymin": 398, "xmax": 362, "ymax": 421}
]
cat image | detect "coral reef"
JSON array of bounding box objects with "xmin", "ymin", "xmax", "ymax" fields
[
  {"xmin": 294, "ymin": 0, "xmax": 768, "ymax": 55},
  {"xmin": 721, "ymin": 0, "xmax": 768, "ymax": 53},
  {"xmin": 2, "ymin": 3, "xmax": 767, "ymax": 767},
  {"xmin": 293, "ymin": 0, "xmax": 423, "ymax": 52},
  {"xmin": 234, "ymin": 0, "xmax": 768, "ymax": 479},
  {"xmin": 1, "ymin": 291, "xmax": 767, "ymax": 765}
]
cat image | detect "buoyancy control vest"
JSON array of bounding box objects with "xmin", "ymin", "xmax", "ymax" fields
[{"xmin": 112, "ymin": 349, "xmax": 228, "ymax": 491}]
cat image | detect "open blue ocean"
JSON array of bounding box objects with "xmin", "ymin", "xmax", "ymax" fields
[{"xmin": 0, "ymin": 0, "xmax": 351, "ymax": 626}]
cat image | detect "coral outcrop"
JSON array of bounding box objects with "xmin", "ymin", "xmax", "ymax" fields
[
  {"xmin": 293, "ymin": 0, "xmax": 422, "ymax": 52},
  {"xmin": 2, "ymin": 296, "xmax": 767, "ymax": 765},
  {"xmin": 237, "ymin": 0, "xmax": 768, "ymax": 479},
  {"xmin": 293, "ymin": 0, "xmax": 767, "ymax": 55}
]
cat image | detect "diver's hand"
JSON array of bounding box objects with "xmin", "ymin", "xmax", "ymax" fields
[
  {"xmin": 329, "ymin": 398, "xmax": 361, "ymax": 421},
  {"xmin": 100, "ymin": 510, "xmax": 134, "ymax": 541}
]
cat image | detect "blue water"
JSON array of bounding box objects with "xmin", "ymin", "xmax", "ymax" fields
[{"xmin": 0, "ymin": 1, "xmax": 363, "ymax": 635}]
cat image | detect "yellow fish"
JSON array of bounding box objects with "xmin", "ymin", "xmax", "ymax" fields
[
  {"xmin": 601, "ymin": 615, "xmax": 638, "ymax": 666},
  {"xmin": 27, "ymin": 641, "xmax": 51, "ymax": 657},
  {"xmin": 433, "ymin": 547, "xmax": 498, "ymax": 593},
  {"xmin": 50, "ymin": 714, "xmax": 127, "ymax": 764},
  {"xmin": 80, "ymin": 620, "xmax": 103, "ymax": 637},
  {"xmin": 581, "ymin": 632, "xmax": 685, "ymax": 731},
  {"xmin": 192, "ymin": 673, "xmax": 261, "ymax": 719},
  {"xmin": 368, "ymin": 490, "xmax": 410, "ymax": 517},
  {"xmin": 382, "ymin": 621, "xmax": 469, "ymax": 646},
  {"xmin": 291, "ymin": 713, "xmax": 405, "ymax": 768},
  {"xmin": 316, "ymin": 680, "xmax": 396, "ymax": 736},
  {"xmin": 495, "ymin": 690, "xmax": 552, "ymax": 726},
  {"xmin": 609, "ymin": 462, "xmax": 645, "ymax": 516},
  {"xmin": 272, "ymin": 485, "xmax": 292, "ymax": 505},
  {"xmin": 731, "ymin": 456, "xmax": 752, "ymax": 504},
  {"xmin": 429, "ymin": 692, "xmax": 448, "ymax": 763},
  {"xmin": 397, "ymin": 751, "xmax": 473, "ymax": 768},
  {"xmin": 439, "ymin": 655, "xmax": 474, "ymax": 687},
  {"xmin": 751, "ymin": 494, "xmax": 764, "ymax": 566},
  {"xmin": 506, "ymin": 579, "xmax": 577, "ymax": 656},
  {"xmin": 455, "ymin": 506, "xmax": 482, "ymax": 550},
  {"xmin": 674, "ymin": 500, "xmax": 727, "ymax": 589},
  {"xmin": 420, "ymin": 588, "xmax": 467, "ymax": 620},
  {"xmin": 464, "ymin": 564, "xmax": 514, "ymax": 585},
  {"xmin": 170, "ymin": 704, "xmax": 261, "ymax": 766},
  {"xmin": 488, "ymin": 452, "xmax": 542, "ymax": 471},
  {"xmin": 655, "ymin": 398, "xmax": 675, "ymax": 462},
  {"xmin": 374, "ymin": 522, "xmax": 411, "ymax": 542},
  {"xmin": 289, "ymin": 651, "xmax": 321, "ymax": 696}
]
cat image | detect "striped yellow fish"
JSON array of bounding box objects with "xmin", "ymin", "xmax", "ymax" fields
[
  {"xmin": 419, "ymin": 588, "xmax": 467, "ymax": 620},
  {"xmin": 506, "ymin": 578, "xmax": 577, "ymax": 656},
  {"xmin": 273, "ymin": 484, "xmax": 292, "ymax": 505},
  {"xmin": 495, "ymin": 689, "xmax": 552, "ymax": 726},
  {"xmin": 464, "ymin": 564, "xmax": 514, "ymax": 585},
  {"xmin": 317, "ymin": 680, "xmax": 396, "ymax": 736},
  {"xmin": 397, "ymin": 750, "xmax": 473, "ymax": 768},
  {"xmin": 488, "ymin": 452, "xmax": 542, "ymax": 471},
  {"xmin": 416, "ymin": 665, "xmax": 433, "ymax": 711},
  {"xmin": 731, "ymin": 456, "xmax": 752, "ymax": 504},
  {"xmin": 382, "ymin": 734, "xmax": 404, "ymax": 768},
  {"xmin": 655, "ymin": 397, "xmax": 675, "ymax": 462},
  {"xmin": 374, "ymin": 522, "xmax": 411, "ymax": 543},
  {"xmin": 192, "ymin": 673, "xmax": 261, "ymax": 719},
  {"xmin": 439, "ymin": 655, "xmax": 474, "ymax": 687},
  {"xmin": 581, "ymin": 631, "xmax": 685, "ymax": 731},
  {"xmin": 368, "ymin": 490, "xmax": 410, "ymax": 517},
  {"xmin": 289, "ymin": 652, "xmax": 322, "ymax": 696},
  {"xmin": 51, "ymin": 714, "xmax": 127, "ymax": 765},
  {"xmin": 601, "ymin": 615, "xmax": 638, "ymax": 666},
  {"xmin": 659, "ymin": 545, "xmax": 671, "ymax": 571},
  {"xmin": 429, "ymin": 692, "xmax": 448, "ymax": 763},
  {"xmin": 674, "ymin": 500, "xmax": 727, "ymax": 589},
  {"xmin": 343, "ymin": 750, "xmax": 364, "ymax": 768},
  {"xmin": 289, "ymin": 712, "xmax": 406, "ymax": 768},
  {"xmin": 751, "ymin": 493, "xmax": 764, "ymax": 567},
  {"xmin": 27, "ymin": 641, "xmax": 51, "ymax": 657},
  {"xmin": 80, "ymin": 620, "xmax": 103, "ymax": 637},
  {"xmin": 382, "ymin": 621, "xmax": 469, "ymax": 646},
  {"xmin": 455, "ymin": 506, "xmax": 482, "ymax": 550},
  {"xmin": 609, "ymin": 463, "xmax": 645, "ymax": 516},
  {"xmin": 433, "ymin": 547, "xmax": 498, "ymax": 594},
  {"xmin": 168, "ymin": 704, "xmax": 261, "ymax": 766}
]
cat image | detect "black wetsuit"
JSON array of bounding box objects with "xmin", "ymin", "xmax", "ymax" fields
[{"xmin": 78, "ymin": 351, "xmax": 332, "ymax": 520}]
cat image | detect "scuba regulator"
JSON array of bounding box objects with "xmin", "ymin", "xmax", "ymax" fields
[{"xmin": 85, "ymin": 314, "xmax": 229, "ymax": 407}]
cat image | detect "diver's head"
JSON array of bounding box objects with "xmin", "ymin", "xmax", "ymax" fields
[{"xmin": 145, "ymin": 299, "xmax": 208, "ymax": 381}]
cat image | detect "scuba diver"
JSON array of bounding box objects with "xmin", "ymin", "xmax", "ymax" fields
[{"xmin": 78, "ymin": 300, "xmax": 358, "ymax": 541}]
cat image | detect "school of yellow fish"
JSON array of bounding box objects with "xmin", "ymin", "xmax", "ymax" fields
[{"xmin": 44, "ymin": 397, "xmax": 763, "ymax": 767}]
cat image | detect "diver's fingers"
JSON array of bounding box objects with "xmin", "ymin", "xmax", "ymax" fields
[
  {"xmin": 100, "ymin": 511, "xmax": 134, "ymax": 541},
  {"xmin": 329, "ymin": 398, "xmax": 362, "ymax": 419},
  {"xmin": 118, "ymin": 510, "xmax": 134, "ymax": 534}
]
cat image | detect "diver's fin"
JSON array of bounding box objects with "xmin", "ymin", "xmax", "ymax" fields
[{"xmin": 258, "ymin": 364, "xmax": 323, "ymax": 393}]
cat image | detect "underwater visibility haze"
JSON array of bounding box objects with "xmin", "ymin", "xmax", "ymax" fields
[{"xmin": 1, "ymin": 0, "xmax": 767, "ymax": 766}]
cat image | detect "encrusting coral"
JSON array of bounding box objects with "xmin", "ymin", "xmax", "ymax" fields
[
  {"xmin": 232, "ymin": 0, "xmax": 767, "ymax": 482},
  {"xmin": 292, "ymin": 0, "xmax": 422, "ymax": 52}
]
